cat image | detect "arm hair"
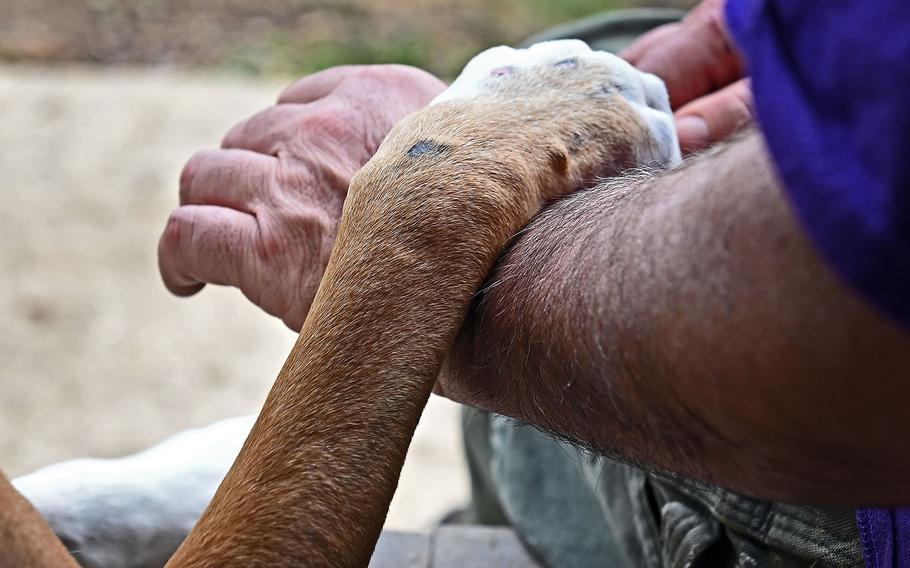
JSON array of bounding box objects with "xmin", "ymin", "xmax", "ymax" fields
[{"xmin": 442, "ymin": 131, "xmax": 910, "ymax": 505}]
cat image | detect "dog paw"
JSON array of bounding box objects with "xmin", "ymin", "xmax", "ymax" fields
[{"xmin": 433, "ymin": 39, "xmax": 681, "ymax": 167}]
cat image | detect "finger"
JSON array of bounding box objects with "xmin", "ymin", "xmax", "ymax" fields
[
  {"xmin": 620, "ymin": 23, "xmax": 681, "ymax": 65},
  {"xmin": 278, "ymin": 66, "xmax": 362, "ymax": 104},
  {"xmin": 180, "ymin": 149, "xmax": 278, "ymax": 210},
  {"xmin": 221, "ymin": 104, "xmax": 304, "ymax": 154},
  {"xmin": 620, "ymin": 0, "xmax": 743, "ymax": 109},
  {"xmin": 158, "ymin": 205, "xmax": 259, "ymax": 297},
  {"xmin": 674, "ymin": 79, "xmax": 753, "ymax": 154}
]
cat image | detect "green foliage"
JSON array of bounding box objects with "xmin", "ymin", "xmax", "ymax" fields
[
  {"xmin": 224, "ymin": 32, "xmax": 432, "ymax": 77},
  {"xmin": 0, "ymin": 0, "xmax": 694, "ymax": 76},
  {"xmin": 221, "ymin": 0, "xmax": 630, "ymax": 79},
  {"xmin": 524, "ymin": 0, "xmax": 619, "ymax": 21}
]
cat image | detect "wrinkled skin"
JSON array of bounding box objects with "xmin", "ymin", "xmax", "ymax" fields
[{"xmin": 159, "ymin": 64, "xmax": 445, "ymax": 330}]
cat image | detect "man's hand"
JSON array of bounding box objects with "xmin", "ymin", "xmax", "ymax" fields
[
  {"xmin": 158, "ymin": 65, "xmax": 446, "ymax": 330},
  {"xmin": 621, "ymin": 0, "xmax": 752, "ymax": 153}
]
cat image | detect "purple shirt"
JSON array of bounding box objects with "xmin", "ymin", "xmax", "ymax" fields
[{"xmin": 724, "ymin": 1, "xmax": 910, "ymax": 567}]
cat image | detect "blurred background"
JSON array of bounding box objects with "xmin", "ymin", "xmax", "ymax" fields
[
  {"xmin": 1, "ymin": 0, "xmax": 694, "ymax": 78},
  {"xmin": 0, "ymin": 0, "xmax": 694, "ymax": 531}
]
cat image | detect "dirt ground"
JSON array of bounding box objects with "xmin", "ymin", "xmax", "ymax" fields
[{"xmin": 0, "ymin": 63, "xmax": 467, "ymax": 530}]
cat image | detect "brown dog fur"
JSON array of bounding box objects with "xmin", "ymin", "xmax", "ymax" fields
[{"xmin": 0, "ymin": 471, "xmax": 79, "ymax": 568}]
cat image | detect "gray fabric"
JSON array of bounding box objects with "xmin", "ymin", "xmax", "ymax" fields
[
  {"xmin": 462, "ymin": 408, "xmax": 864, "ymax": 568},
  {"xmin": 520, "ymin": 8, "xmax": 686, "ymax": 53},
  {"xmin": 464, "ymin": 409, "xmax": 630, "ymax": 567}
]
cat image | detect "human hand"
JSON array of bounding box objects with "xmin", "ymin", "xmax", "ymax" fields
[
  {"xmin": 621, "ymin": 0, "xmax": 752, "ymax": 153},
  {"xmin": 158, "ymin": 65, "xmax": 446, "ymax": 330}
]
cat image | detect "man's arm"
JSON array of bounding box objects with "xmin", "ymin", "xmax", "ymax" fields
[{"xmin": 441, "ymin": 131, "xmax": 910, "ymax": 506}]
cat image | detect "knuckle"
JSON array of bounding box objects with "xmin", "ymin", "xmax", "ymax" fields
[
  {"xmin": 363, "ymin": 64, "xmax": 408, "ymax": 83},
  {"xmin": 350, "ymin": 64, "xmax": 392, "ymax": 84},
  {"xmin": 160, "ymin": 210, "xmax": 186, "ymax": 253},
  {"xmin": 222, "ymin": 106, "xmax": 280, "ymax": 149},
  {"xmin": 179, "ymin": 150, "xmax": 213, "ymax": 201},
  {"xmin": 358, "ymin": 64, "xmax": 438, "ymax": 93},
  {"xmin": 716, "ymin": 86, "xmax": 753, "ymax": 132},
  {"xmin": 221, "ymin": 119, "xmax": 248, "ymax": 148},
  {"xmin": 252, "ymin": 221, "xmax": 287, "ymax": 263},
  {"xmin": 160, "ymin": 207, "xmax": 198, "ymax": 255},
  {"xmin": 280, "ymin": 75, "xmax": 316, "ymax": 101},
  {"xmin": 258, "ymin": 208, "xmax": 330, "ymax": 265},
  {"xmin": 300, "ymin": 105, "xmax": 353, "ymax": 141},
  {"xmin": 733, "ymin": 84, "xmax": 754, "ymax": 116}
]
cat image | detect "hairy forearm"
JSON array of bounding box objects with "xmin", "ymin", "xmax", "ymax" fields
[{"xmin": 443, "ymin": 131, "xmax": 910, "ymax": 505}]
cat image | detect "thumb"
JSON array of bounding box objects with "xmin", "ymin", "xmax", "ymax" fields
[{"xmin": 674, "ymin": 79, "xmax": 753, "ymax": 154}]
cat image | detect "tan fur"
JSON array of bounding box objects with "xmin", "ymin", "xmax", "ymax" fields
[
  {"xmin": 0, "ymin": 472, "xmax": 79, "ymax": 568},
  {"xmin": 0, "ymin": 56, "xmax": 662, "ymax": 567}
]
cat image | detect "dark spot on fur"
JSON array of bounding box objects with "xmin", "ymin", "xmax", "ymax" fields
[
  {"xmin": 407, "ymin": 139, "xmax": 451, "ymax": 159},
  {"xmin": 490, "ymin": 66, "xmax": 514, "ymax": 77},
  {"xmin": 600, "ymin": 84, "xmax": 614, "ymax": 96},
  {"xmin": 645, "ymin": 92, "xmax": 662, "ymax": 111},
  {"xmin": 568, "ymin": 132, "xmax": 585, "ymax": 155},
  {"xmin": 614, "ymin": 81, "xmax": 642, "ymax": 102},
  {"xmin": 554, "ymin": 57, "xmax": 579, "ymax": 69},
  {"xmin": 610, "ymin": 83, "xmax": 633, "ymax": 97}
]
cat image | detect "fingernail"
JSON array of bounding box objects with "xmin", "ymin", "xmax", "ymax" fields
[{"xmin": 675, "ymin": 115, "xmax": 710, "ymax": 151}]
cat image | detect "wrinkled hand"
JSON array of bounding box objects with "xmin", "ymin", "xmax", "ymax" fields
[
  {"xmin": 159, "ymin": 65, "xmax": 446, "ymax": 330},
  {"xmin": 622, "ymin": 0, "xmax": 752, "ymax": 153}
]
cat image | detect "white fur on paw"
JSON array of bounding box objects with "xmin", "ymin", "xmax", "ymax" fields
[
  {"xmin": 433, "ymin": 39, "xmax": 682, "ymax": 167},
  {"xmin": 13, "ymin": 416, "xmax": 254, "ymax": 568}
]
